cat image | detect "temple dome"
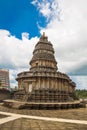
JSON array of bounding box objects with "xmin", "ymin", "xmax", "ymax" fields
[{"xmin": 33, "ymin": 41, "xmax": 54, "ymax": 54}]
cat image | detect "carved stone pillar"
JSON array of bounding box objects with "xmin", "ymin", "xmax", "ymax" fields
[
  {"xmin": 36, "ymin": 79, "xmax": 38, "ymax": 89},
  {"xmin": 47, "ymin": 78, "xmax": 49, "ymax": 89},
  {"xmin": 52, "ymin": 79, "xmax": 54, "ymax": 89},
  {"xmin": 38, "ymin": 77, "xmax": 41, "ymax": 89},
  {"xmin": 42, "ymin": 78, "xmax": 45, "ymax": 88},
  {"xmin": 56, "ymin": 79, "xmax": 58, "ymax": 90}
]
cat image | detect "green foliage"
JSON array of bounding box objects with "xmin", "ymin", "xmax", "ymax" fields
[{"xmin": 76, "ymin": 89, "xmax": 87, "ymax": 99}]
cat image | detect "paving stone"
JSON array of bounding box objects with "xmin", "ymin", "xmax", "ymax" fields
[{"xmin": 0, "ymin": 105, "xmax": 87, "ymax": 129}]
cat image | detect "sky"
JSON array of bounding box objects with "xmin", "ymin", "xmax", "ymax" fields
[{"xmin": 0, "ymin": 0, "xmax": 87, "ymax": 89}]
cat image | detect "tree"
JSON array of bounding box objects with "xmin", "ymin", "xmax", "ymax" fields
[{"xmin": 76, "ymin": 89, "xmax": 87, "ymax": 99}]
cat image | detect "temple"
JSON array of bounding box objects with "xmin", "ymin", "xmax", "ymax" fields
[{"xmin": 12, "ymin": 33, "xmax": 80, "ymax": 109}]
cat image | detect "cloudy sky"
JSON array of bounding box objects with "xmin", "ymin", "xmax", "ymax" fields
[{"xmin": 0, "ymin": 0, "xmax": 87, "ymax": 89}]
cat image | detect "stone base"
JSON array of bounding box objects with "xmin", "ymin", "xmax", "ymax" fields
[{"xmin": 3, "ymin": 100, "xmax": 83, "ymax": 110}]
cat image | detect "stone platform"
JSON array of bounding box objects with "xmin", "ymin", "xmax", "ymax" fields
[{"xmin": 3, "ymin": 100, "xmax": 82, "ymax": 109}]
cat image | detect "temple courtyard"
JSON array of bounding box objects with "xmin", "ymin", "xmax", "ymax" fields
[{"xmin": 0, "ymin": 104, "xmax": 87, "ymax": 130}]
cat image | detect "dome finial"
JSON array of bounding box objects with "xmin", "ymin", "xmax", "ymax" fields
[
  {"xmin": 40, "ymin": 32, "xmax": 48, "ymax": 41},
  {"xmin": 43, "ymin": 32, "xmax": 45, "ymax": 37}
]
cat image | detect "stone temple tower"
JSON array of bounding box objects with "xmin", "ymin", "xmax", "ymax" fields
[
  {"xmin": 15, "ymin": 33, "xmax": 79, "ymax": 108},
  {"xmin": 30, "ymin": 32, "xmax": 58, "ymax": 73}
]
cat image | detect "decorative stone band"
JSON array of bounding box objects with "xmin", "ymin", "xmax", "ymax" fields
[{"xmin": 16, "ymin": 71, "xmax": 73, "ymax": 83}]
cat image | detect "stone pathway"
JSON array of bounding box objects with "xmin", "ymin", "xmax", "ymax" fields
[
  {"xmin": 0, "ymin": 116, "xmax": 20, "ymax": 125},
  {"xmin": 0, "ymin": 111, "xmax": 87, "ymax": 125}
]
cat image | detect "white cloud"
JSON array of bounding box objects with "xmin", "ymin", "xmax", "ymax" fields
[
  {"xmin": 31, "ymin": 0, "xmax": 60, "ymax": 21},
  {"xmin": 22, "ymin": 32, "xmax": 29, "ymax": 39},
  {"xmin": 39, "ymin": 0, "xmax": 87, "ymax": 73},
  {"xmin": 70, "ymin": 76, "xmax": 87, "ymax": 90},
  {"xmin": 0, "ymin": 29, "xmax": 39, "ymax": 87},
  {"xmin": 0, "ymin": 30, "xmax": 38, "ymax": 69}
]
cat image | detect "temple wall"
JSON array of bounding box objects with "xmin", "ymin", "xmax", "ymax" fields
[
  {"xmin": 27, "ymin": 77, "xmax": 71, "ymax": 94},
  {"xmin": 17, "ymin": 76, "xmax": 75, "ymax": 96},
  {"xmin": 68, "ymin": 84, "xmax": 73, "ymax": 93}
]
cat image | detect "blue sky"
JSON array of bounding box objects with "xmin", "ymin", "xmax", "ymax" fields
[
  {"xmin": 0, "ymin": 0, "xmax": 87, "ymax": 89},
  {"xmin": 0, "ymin": 0, "xmax": 47, "ymax": 38}
]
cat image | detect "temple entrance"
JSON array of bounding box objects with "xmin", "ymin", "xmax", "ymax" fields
[{"xmin": 28, "ymin": 83, "xmax": 32, "ymax": 92}]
